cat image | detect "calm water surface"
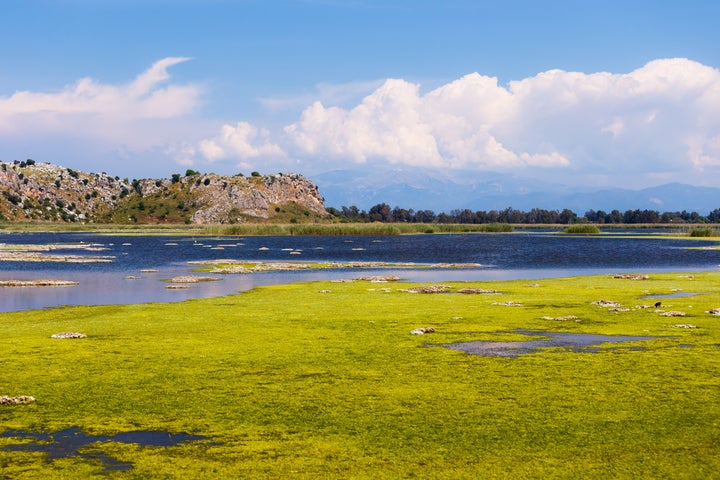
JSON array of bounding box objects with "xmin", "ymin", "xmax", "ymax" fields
[{"xmin": 1, "ymin": 231, "xmax": 718, "ymax": 312}]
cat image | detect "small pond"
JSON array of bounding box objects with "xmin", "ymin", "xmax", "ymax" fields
[
  {"xmin": 643, "ymin": 292, "xmax": 709, "ymax": 299},
  {"xmin": 442, "ymin": 330, "xmax": 664, "ymax": 357},
  {"xmin": 0, "ymin": 428, "xmax": 207, "ymax": 472}
]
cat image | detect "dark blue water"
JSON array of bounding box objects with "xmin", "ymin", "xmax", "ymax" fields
[{"xmin": 1, "ymin": 231, "xmax": 718, "ymax": 312}]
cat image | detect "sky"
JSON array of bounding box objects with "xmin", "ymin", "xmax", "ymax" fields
[{"xmin": 2, "ymin": 0, "xmax": 720, "ymax": 203}]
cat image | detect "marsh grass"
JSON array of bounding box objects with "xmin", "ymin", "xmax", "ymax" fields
[
  {"xmin": 1, "ymin": 273, "xmax": 719, "ymax": 477},
  {"xmin": 0, "ymin": 221, "xmax": 517, "ymax": 236},
  {"xmin": 689, "ymin": 227, "xmax": 720, "ymax": 237},
  {"xmin": 563, "ymin": 224, "xmax": 601, "ymax": 234},
  {"xmin": 202, "ymin": 222, "xmax": 514, "ymax": 236}
]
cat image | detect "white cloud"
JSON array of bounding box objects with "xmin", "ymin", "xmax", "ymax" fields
[
  {"xmin": 276, "ymin": 58, "xmax": 720, "ymax": 185},
  {"xmin": 285, "ymin": 79, "xmax": 443, "ymax": 167},
  {"xmin": 258, "ymin": 79, "xmax": 384, "ymax": 112},
  {"xmin": 198, "ymin": 122, "xmax": 285, "ymax": 162},
  {"xmin": 0, "ymin": 57, "xmax": 202, "ymax": 148},
  {"xmin": 13, "ymin": 56, "xmax": 718, "ymax": 189},
  {"xmin": 281, "ymin": 72, "xmax": 571, "ymax": 170}
]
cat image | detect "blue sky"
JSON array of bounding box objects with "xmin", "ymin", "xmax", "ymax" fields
[{"xmin": 2, "ymin": 0, "xmax": 720, "ymax": 203}]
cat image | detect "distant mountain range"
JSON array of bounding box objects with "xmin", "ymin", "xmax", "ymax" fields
[{"xmin": 313, "ymin": 168, "xmax": 720, "ymax": 214}]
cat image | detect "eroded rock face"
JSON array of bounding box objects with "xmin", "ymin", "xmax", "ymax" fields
[
  {"xmin": 0, "ymin": 161, "xmax": 131, "ymax": 222},
  {"xmin": 0, "ymin": 162, "xmax": 327, "ymax": 224},
  {"xmin": 189, "ymin": 173, "xmax": 326, "ymax": 224}
]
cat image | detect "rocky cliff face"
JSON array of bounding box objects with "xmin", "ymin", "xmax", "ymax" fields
[{"xmin": 0, "ymin": 161, "xmax": 328, "ymax": 224}]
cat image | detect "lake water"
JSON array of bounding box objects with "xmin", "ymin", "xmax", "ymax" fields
[{"xmin": 1, "ymin": 231, "xmax": 718, "ymax": 312}]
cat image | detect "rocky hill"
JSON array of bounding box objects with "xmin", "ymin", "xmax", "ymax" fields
[{"xmin": 0, "ymin": 160, "xmax": 328, "ymax": 224}]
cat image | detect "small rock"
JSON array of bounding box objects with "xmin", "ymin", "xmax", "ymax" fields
[
  {"xmin": 51, "ymin": 332, "xmax": 87, "ymax": 339},
  {"xmin": 402, "ymin": 285, "xmax": 452, "ymax": 294},
  {"xmin": 457, "ymin": 288, "xmax": 500, "ymax": 294},
  {"xmin": 671, "ymin": 324, "xmax": 696, "ymax": 329},
  {"xmin": 168, "ymin": 275, "xmax": 219, "ymax": 283},
  {"xmin": 0, "ymin": 395, "xmax": 35, "ymax": 405},
  {"xmin": 592, "ymin": 300, "xmax": 622, "ymax": 307},
  {"xmin": 708, "ymin": 308, "xmax": 720, "ymax": 316},
  {"xmin": 612, "ymin": 273, "xmax": 649, "ymax": 280},
  {"xmin": 411, "ymin": 327, "xmax": 436, "ymax": 335},
  {"xmin": 541, "ymin": 315, "xmax": 579, "ymax": 321},
  {"xmin": 356, "ymin": 275, "xmax": 400, "ymax": 282},
  {"xmin": 661, "ymin": 311, "xmax": 686, "ymax": 317}
]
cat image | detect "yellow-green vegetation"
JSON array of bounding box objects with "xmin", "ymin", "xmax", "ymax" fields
[
  {"xmin": 689, "ymin": 227, "xmax": 720, "ymax": 237},
  {"xmin": 202, "ymin": 222, "xmax": 513, "ymax": 236},
  {"xmin": 1, "ymin": 273, "xmax": 720, "ymax": 478},
  {"xmin": 563, "ymin": 224, "xmax": 601, "ymax": 234},
  {"xmin": 0, "ymin": 222, "xmax": 517, "ymax": 236}
]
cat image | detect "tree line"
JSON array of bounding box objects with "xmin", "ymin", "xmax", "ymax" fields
[{"xmin": 327, "ymin": 204, "xmax": 720, "ymax": 224}]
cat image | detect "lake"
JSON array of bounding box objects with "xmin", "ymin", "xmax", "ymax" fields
[{"xmin": 1, "ymin": 231, "xmax": 718, "ymax": 312}]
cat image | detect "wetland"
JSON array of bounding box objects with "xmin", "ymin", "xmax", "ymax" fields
[
  {"xmin": 1, "ymin": 230, "xmax": 719, "ymax": 311},
  {"xmin": 1, "ymin": 229, "xmax": 719, "ymax": 478}
]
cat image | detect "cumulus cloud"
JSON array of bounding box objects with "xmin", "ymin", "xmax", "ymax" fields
[
  {"xmin": 13, "ymin": 55, "xmax": 718, "ymax": 188},
  {"xmin": 198, "ymin": 122, "xmax": 285, "ymax": 162},
  {"xmin": 272, "ymin": 58, "xmax": 720, "ymax": 184},
  {"xmin": 0, "ymin": 57, "xmax": 202, "ymax": 149}
]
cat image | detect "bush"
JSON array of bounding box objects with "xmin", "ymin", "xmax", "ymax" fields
[
  {"xmin": 483, "ymin": 223, "xmax": 514, "ymax": 233},
  {"xmin": 2, "ymin": 191, "xmax": 22, "ymax": 205},
  {"xmin": 689, "ymin": 228, "xmax": 717, "ymax": 237},
  {"xmin": 563, "ymin": 225, "xmax": 601, "ymax": 234}
]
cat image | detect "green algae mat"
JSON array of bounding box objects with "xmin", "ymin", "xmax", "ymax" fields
[{"xmin": 1, "ymin": 272, "xmax": 719, "ymax": 478}]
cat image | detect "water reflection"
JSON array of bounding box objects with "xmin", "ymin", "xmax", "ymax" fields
[
  {"xmin": 0, "ymin": 427, "xmax": 207, "ymax": 471},
  {"xmin": 442, "ymin": 330, "xmax": 664, "ymax": 357},
  {"xmin": 1, "ymin": 232, "xmax": 718, "ymax": 312}
]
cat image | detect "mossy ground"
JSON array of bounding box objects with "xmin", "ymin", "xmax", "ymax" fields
[{"xmin": 1, "ymin": 272, "xmax": 719, "ymax": 478}]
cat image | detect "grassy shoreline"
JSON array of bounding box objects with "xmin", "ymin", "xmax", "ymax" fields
[
  {"xmin": 2, "ymin": 221, "xmax": 719, "ymax": 236},
  {"xmin": 1, "ymin": 271, "xmax": 719, "ymax": 477}
]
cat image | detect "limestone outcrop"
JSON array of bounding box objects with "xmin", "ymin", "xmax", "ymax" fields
[{"xmin": 0, "ymin": 161, "xmax": 328, "ymax": 224}]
